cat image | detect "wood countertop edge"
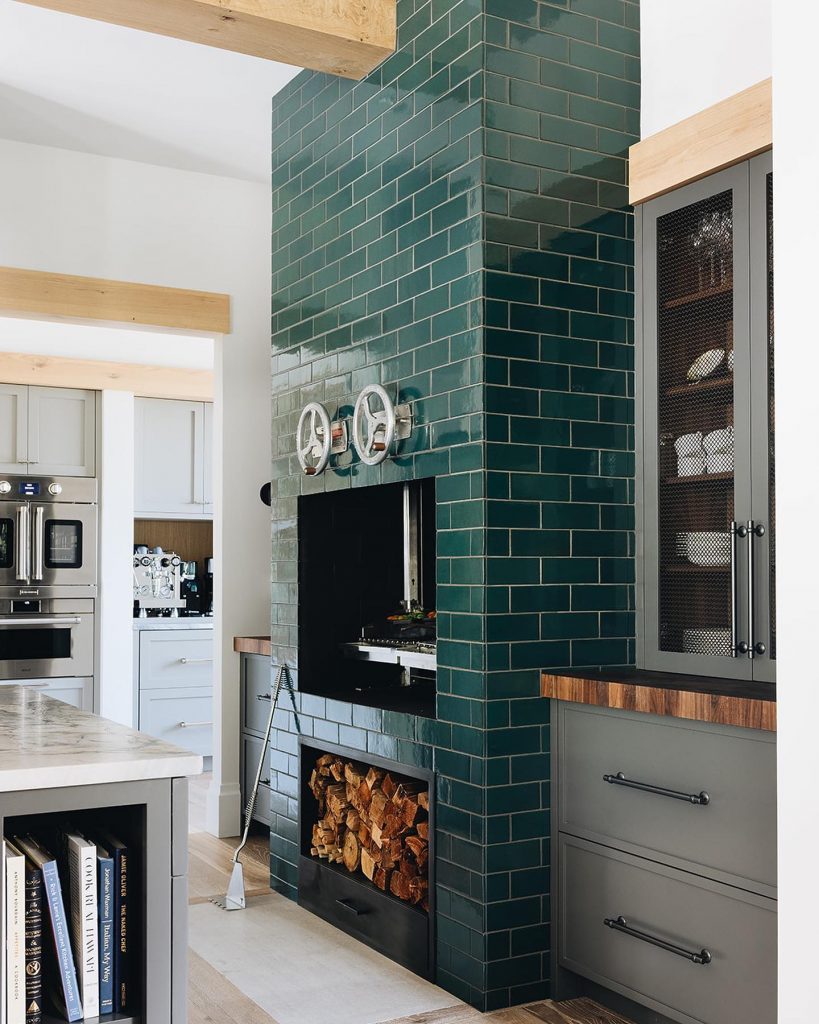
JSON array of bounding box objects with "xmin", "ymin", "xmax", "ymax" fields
[
  {"xmin": 233, "ymin": 636, "xmax": 273, "ymax": 656},
  {"xmin": 541, "ymin": 672, "xmax": 776, "ymax": 732}
]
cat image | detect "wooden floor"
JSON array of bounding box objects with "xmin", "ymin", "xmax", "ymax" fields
[{"xmin": 186, "ymin": 830, "xmax": 632, "ymax": 1024}]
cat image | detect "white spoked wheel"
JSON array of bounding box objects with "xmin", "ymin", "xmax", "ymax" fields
[
  {"xmin": 352, "ymin": 384, "xmax": 396, "ymax": 465},
  {"xmin": 296, "ymin": 402, "xmax": 332, "ymax": 476}
]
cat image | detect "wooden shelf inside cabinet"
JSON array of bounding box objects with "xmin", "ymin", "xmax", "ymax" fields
[
  {"xmin": 664, "ymin": 564, "xmax": 731, "ymax": 574},
  {"xmin": 663, "ymin": 471, "xmax": 733, "ymax": 485},
  {"xmin": 664, "ymin": 375, "xmax": 734, "ymax": 398},
  {"xmin": 42, "ymin": 1015, "xmax": 140, "ymax": 1024},
  {"xmin": 663, "ymin": 282, "xmax": 733, "ymax": 310}
]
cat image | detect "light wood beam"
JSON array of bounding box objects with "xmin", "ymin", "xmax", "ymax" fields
[
  {"xmin": 630, "ymin": 78, "xmax": 772, "ymax": 205},
  {"xmin": 14, "ymin": 0, "xmax": 396, "ymax": 79},
  {"xmin": 0, "ymin": 267, "xmax": 230, "ymax": 335},
  {"xmin": 0, "ymin": 352, "xmax": 214, "ymax": 401}
]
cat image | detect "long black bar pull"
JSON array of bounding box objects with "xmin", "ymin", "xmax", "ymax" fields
[
  {"xmin": 604, "ymin": 916, "xmax": 712, "ymax": 965},
  {"xmin": 603, "ymin": 771, "xmax": 710, "ymax": 806}
]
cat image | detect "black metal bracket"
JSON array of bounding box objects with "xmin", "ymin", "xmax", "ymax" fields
[
  {"xmin": 603, "ymin": 771, "xmax": 710, "ymax": 806},
  {"xmin": 604, "ymin": 916, "xmax": 712, "ymax": 965},
  {"xmin": 336, "ymin": 897, "xmax": 366, "ymax": 916}
]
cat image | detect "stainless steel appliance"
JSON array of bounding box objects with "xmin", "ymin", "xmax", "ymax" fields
[
  {"xmin": 0, "ymin": 597, "xmax": 94, "ymax": 679},
  {"xmin": 0, "ymin": 475, "xmax": 98, "ymax": 596},
  {"xmin": 133, "ymin": 547, "xmax": 187, "ymax": 616}
]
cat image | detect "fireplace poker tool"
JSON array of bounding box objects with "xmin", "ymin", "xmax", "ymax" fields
[{"xmin": 211, "ymin": 662, "xmax": 299, "ymax": 911}]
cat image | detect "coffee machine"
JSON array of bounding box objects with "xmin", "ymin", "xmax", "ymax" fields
[
  {"xmin": 201, "ymin": 557, "xmax": 214, "ymax": 616},
  {"xmin": 133, "ymin": 546, "xmax": 187, "ymax": 617}
]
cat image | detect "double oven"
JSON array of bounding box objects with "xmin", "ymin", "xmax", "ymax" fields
[{"xmin": 0, "ymin": 476, "xmax": 97, "ymax": 680}]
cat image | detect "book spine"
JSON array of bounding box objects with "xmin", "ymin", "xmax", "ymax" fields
[
  {"xmin": 24, "ymin": 867, "xmax": 43, "ymax": 1024},
  {"xmin": 42, "ymin": 862, "xmax": 82, "ymax": 1023},
  {"xmin": 113, "ymin": 848, "xmax": 129, "ymax": 1013},
  {"xmin": 7, "ymin": 854, "xmax": 26, "ymax": 1024},
  {"xmin": 67, "ymin": 843, "xmax": 98, "ymax": 1019},
  {"xmin": 97, "ymin": 858, "xmax": 114, "ymax": 1016}
]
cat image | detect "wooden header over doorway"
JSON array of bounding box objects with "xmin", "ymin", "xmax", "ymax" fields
[
  {"xmin": 0, "ymin": 266, "xmax": 230, "ymax": 335},
  {"xmin": 629, "ymin": 78, "xmax": 772, "ymax": 205},
  {"xmin": 14, "ymin": 0, "xmax": 396, "ymax": 79}
]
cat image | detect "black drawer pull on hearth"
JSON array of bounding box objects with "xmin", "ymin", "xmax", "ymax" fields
[
  {"xmin": 603, "ymin": 771, "xmax": 710, "ymax": 805},
  {"xmin": 604, "ymin": 916, "xmax": 712, "ymax": 965},
  {"xmin": 336, "ymin": 898, "xmax": 367, "ymax": 916}
]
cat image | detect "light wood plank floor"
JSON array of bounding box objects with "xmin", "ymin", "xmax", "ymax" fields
[{"xmin": 187, "ymin": 829, "xmax": 631, "ymax": 1024}]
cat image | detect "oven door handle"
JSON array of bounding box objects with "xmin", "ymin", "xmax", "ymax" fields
[
  {"xmin": 15, "ymin": 505, "xmax": 29, "ymax": 582},
  {"xmin": 32, "ymin": 506, "xmax": 44, "ymax": 582},
  {"xmin": 0, "ymin": 617, "xmax": 82, "ymax": 627}
]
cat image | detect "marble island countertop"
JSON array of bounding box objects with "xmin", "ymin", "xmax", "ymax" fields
[{"xmin": 0, "ymin": 687, "xmax": 202, "ymax": 793}]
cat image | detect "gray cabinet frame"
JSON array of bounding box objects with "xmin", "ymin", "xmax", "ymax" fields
[{"xmin": 638, "ymin": 160, "xmax": 775, "ymax": 682}]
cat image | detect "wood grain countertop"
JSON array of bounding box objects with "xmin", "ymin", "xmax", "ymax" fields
[
  {"xmin": 541, "ymin": 666, "xmax": 776, "ymax": 732},
  {"xmin": 233, "ymin": 636, "xmax": 272, "ymax": 657}
]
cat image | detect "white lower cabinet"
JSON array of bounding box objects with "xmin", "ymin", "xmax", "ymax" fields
[
  {"xmin": 135, "ymin": 629, "xmax": 213, "ymax": 757},
  {"xmin": 0, "ymin": 676, "xmax": 93, "ymax": 711}
]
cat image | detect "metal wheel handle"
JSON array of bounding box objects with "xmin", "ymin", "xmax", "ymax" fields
[
  {"xmin": 352, "ymin": 384, "xmax": 396, "ymax": 465},
  {"xmin": 296, "ymin": 402, "xmax": 332, "ymax": 476}
]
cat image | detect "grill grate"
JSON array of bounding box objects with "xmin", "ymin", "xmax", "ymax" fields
[{"xmin": 656, "ymin": 191, "xmax": 735, "ymax": 657}]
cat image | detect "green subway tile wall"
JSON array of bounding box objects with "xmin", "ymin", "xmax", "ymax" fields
[{"xmin": 270, "ymin": 0, "xmax": 638, "ymax": 1010}]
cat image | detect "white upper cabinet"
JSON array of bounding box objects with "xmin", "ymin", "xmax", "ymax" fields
[
  {"xmin": 134, "ymin": 398, "xmax": 213, "ymax": 518},
  {"xmin": 0, "ymin": 384, "xmax": 96, "ymax": 477}
]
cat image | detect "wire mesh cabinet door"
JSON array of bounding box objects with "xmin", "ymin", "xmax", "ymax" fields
[
  {"xmin": 640, "ymin": 164, "xmax": 753, "ymax": 679},
  {"xmin": 749, "ymin": 152, "xmax": 776, "ymax": 683}
]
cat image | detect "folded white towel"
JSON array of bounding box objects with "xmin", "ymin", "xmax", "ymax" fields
[
  {"xmin": 707, "ymin": 451, "xmax": 734, "ymax": 473},
  {"xmin": 678, "ymin": 454, "xmax": 707, "ymax": 477},
  {"xmin": 675, "ymin": 431, "xmax": 703, "ymax": 457},
  {"xmin": 703, "ymin": 427, "xmax": 734, "ymax": 454}
]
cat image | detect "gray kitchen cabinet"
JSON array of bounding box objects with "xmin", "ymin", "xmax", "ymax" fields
[
  {"xmin": 637, "ymin": 153, "xmax": 774, "ymax": 683},
  {"xmin": 0, "ymin": 383, "xmax": 96, "ymax": 476},
  {"xmin": 552, "ymin": 702, "xmax": 777, "ymax": 1024},
  {"xmin": 134, "ymin": 397, "xmax": 214, "ymax": 518},
  {"xmin": 0, "ymin": 384, "xmax": 27, "ymax": 473},
  {"xmin": 239, "ymin": 652, "xmax": 272, "ymax": 826},
  {"xmin": 135, "ymin": 628, "xmax": 213, "ymax": 757}
]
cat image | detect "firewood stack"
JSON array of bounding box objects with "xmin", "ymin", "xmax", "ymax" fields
[{"xmin": 308, "ymin": 753, "xmax": 430, "ymax": 911}]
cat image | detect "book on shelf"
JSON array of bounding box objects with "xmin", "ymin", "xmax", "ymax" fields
[
  {"xmin": 88, "ymin": 831, "xmax": 129, "ymax": 1014},
  {"xmin": 5, "ymin": 841, "xmax": 27, "ymax": 1024},
  {"xmin": 10, "ymin": 838, "xmax": 82, "ymax": 1024},
  {"xmin": 96, "ymin": 844, "xmax": 115, "ymax": 1016},
  {"xmin": 22, "ymin": 854, "xmax": 44, "ymax": 1024},
  {"xmin": 63, "ymin": 833, "xmax": 99, "ymax": 1019}
]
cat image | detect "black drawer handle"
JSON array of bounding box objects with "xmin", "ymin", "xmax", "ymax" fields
[
  {"xmin": 336, "ymin": 898, "xmax": 367, "ymax": 917},
  {"xmin": 603, "ymin": 771, "xmax": 710, "ymax": 806},
  {"xmin": 256, "ymin": 693, "xmax": 272, "ymax": 702},
  {"xmin": 604, "ymin": 916, "xmax": 712, "ymax": 965}
]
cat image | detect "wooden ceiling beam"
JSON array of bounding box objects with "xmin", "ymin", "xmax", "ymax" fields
[{"xmin": 14, "ymin": 0, "xmax": 396, "ymax": 79}]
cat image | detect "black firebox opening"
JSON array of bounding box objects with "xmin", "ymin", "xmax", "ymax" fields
[{"xmin": 298, "ymin": 478, "xmax": 436, "ymax": 717}]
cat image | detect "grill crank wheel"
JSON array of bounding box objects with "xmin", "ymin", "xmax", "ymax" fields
[{"xmin": 297, "ymin": 401, "xmax": 332, "ymax": 476}]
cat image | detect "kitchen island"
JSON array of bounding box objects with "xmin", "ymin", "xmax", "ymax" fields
[{"xmin": 0, "ymin": 686, "xmax": 201, "ymax": 1024}]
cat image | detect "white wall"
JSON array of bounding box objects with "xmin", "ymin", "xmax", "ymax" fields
[
  {"xmin": 0, "ymin": 138, "xmax": 272, "ymax": 837},
  {"xmin": 640, "ymin": 0, "xmax": 772, "ymax": 137},
  {"xmin": 773, "ymin": 3, "xmax": 819, "ymax": 1018}
]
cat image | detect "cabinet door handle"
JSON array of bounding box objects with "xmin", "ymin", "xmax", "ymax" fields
[
  {"xmin": 730, "ymin": 521, "xmax": 749, "ymax": 656},
  {"xmin": 604, "ymin": 916, "xmax": 712, "ymax": 965},
  {"xmin": 603, "ymin": 771, "xmax": 710, "ymax": 806},
  {"xmin": 255, "ymin": 693, "xmax": 272, "ymax": 702},
  {"xmin": 747, "ymin": 520, "xmax": 767, "ymax": 658},
  {"xmin": 336, "ymin": 898, "xmax": 366, "ymax": 917},
  {"xmin": 179, "ymin": 657, "xmax": 213, "ymax": 665},
  {"xmin": 178, "ymin": 720, "xmax": 212, "ymax": 729}
]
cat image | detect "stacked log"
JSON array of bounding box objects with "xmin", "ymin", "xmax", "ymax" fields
[{"xmin": 308, "ymin": 753, "xmax": 430, "ymax": 911}]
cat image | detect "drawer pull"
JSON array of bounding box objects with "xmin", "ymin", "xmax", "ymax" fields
[
  {"xmin": 180, "ymin": 657, "xmax": 213, "ymax": 665},
  {"xmin": 255, "ymin": 693, "xmax": 272, "ymax": 702},
  {"xmin": 604, "ymin": 916, "xmax": 712, "ymax": 966},
  {"xmin": 178, "ymin": 720, "xmax": 213, "ymax": 729},
  {"xmin": 336, "ymin": 898, "xmax": 367, "ymax": 917},
  {"xmin": 603, "ymin": 771, "xmax": 710, "ymax": 806},
  {"xmin": 260, "ymin": 778, "xmax": 270, "ymax": 786}
]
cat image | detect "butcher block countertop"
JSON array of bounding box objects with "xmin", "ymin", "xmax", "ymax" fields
[
  {"xmin": 541, "ymin": 666, "xmax": 776, "ymax": 732},
  {"xmin": 234, "ymin": 635, "xmax": 272, "ymax": 657}
]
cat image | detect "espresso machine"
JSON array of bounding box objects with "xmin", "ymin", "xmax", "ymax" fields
[{"xmin": 133, "ymin": 546, "xmax": 187, "ymax": 617}]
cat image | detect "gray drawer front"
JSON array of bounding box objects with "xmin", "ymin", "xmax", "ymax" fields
[
  {"xmin": 560, "ymin": 836, "xmax": 777, "ymax": 1024},
  {"xmin": 242, "ymin": 654, "xmax": 271, "ymax": 736},
  {"xmin": 140, "ymin": 631, "xmax": 214, "ymax": 690},
  {"xmin": 242, "ymin": 734, "xmax": 272, "ymax": 826},
  {"xmin": 140, "ymin": 687, "xmax": 213, "ymax": 756},
  {"xmin": 559, "ymin": 703, "xmax": 776, "ymax": 894}
]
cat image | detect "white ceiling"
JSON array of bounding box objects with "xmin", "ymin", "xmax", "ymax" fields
[{"xmin": 0, "ymin": 1, "xmax": 300, "ymax": 183}]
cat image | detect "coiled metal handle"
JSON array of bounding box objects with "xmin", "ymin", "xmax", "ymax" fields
[
  {"xmin": 604, "ymin": 916, "xmax": 711, "ymax": 965},
  {"xmin": 603, "ymin": 771, "xmax": 710, "ymax": 806}
]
